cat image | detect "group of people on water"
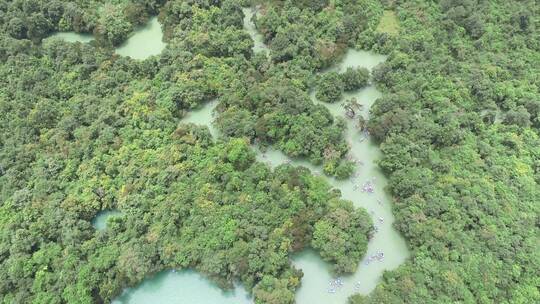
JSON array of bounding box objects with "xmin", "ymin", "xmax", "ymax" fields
[
  {"xmin": 327, "ymin": 278, "xmax": 366, "ymax": 293},
  {"xmin": 327, "ymin": 277, "xmax": 344, "ymax": 293},
  {"xmin": 364, "ymin": 251, "xmax": 385, "ymax": 266},
  {"xmin": 325, "ymin": 248, "xmax": 385, "ymax": 294},
  {"xmin": 353, "ymin": 177, "xmax": 376, "ymax": 193}
]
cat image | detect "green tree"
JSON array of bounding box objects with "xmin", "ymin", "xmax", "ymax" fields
[
  {"xmin": 341, "ymin": 67, "xmax": 370, "ymax": 91},
  {"xmin": 316, "ymin": 71, "xmax": 344, "ymax": 103}
]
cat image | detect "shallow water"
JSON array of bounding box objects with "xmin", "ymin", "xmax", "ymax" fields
[
  {"xmin": 242, "ymin": 7, "xmax": 268, "ymax": 54},
  {"xmin": 112, "ymin": 270, "xmax": 251, "ymax": 304},
  {"xmin": 47, "ymin": 17, "xmax": 165, "ymax": 60},
  {"xmin": 181, "ymin": 99, "xmax": 219, "ymax": 138},
  {"xmin": 116, "ymin": 17, "xmax": 166, "ymax": 60},
  {"xmin": 332, "ymin": 49, "xmax": 387, "ymax": 72},
  {"xmin": 293, "ymin": 50, "xmax": 408, "ymax": 303},
  {"xmin": 92, "ymin": 210, "xmax": 122, "ymax": 231},
  {"xmin": 47, "ymin": 32, "xmax": 93, "ymax": 43}
]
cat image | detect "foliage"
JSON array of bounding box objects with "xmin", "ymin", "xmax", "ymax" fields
[
  {"xmin": 375, "ymin": 10, "xmax": 399, "ymax": 36},
  {"xmin": 1, "ymin": 0, "xmax": 538, "ymax": 304},
  {"xmin": 312, "ymin": 202, "xmax": 372, "ymax": 273},
  {"xmin": 316, "ymin": 71, "xmax": 344, "ymax": 103},
  {"xmin": 0, "ymin": 1, "xmax": 377, "ymax": 303}
]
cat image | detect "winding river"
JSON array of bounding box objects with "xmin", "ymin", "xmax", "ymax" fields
[
  {"xmin": 173, "ymin": 48, "xmax": 410, "ymax": 303},
  {"xmin": 57, "ymin": 8, "xmax": 408, "ymax": 303},
  {"xmin": 242, "ymin": 7, "xmax": 268, "ymax": 55}
]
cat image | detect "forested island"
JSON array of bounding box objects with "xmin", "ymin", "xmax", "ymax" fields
[{"xmin": 0, "ymin": 1, "xmax": 538, "ymax": 304}]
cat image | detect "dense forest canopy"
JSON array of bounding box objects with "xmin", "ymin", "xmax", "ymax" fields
[{"xmin": 0, "ymin": 0, "xmax": 539, "ymax": 304}]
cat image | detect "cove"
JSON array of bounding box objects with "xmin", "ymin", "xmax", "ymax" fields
[
  {"xmin": 46, "ymin": 17, "xmax": 165, "ymax": 60},
  {"xmin": 180, "ymin": 99, "xmax": 219, "ymax": 138},
  {"xmin": 115, "ymin": 17, "xmax": 165, "ymax": 59}
]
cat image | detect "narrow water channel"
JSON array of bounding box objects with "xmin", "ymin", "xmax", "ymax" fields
[
  {"xmin": 47, "ymin": 31, "xmax": 94, "ymax": 43},
  {"xmin": 63, "ymin": 7, "xmax": 409, "ymax": 303},
  {"xmin": 242, "ymin": 7, "xmax": 268, "ymax": 54}
]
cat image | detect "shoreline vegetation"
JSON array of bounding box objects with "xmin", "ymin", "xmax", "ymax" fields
[{"xmin": 0, "ymin": 1, "xmax": 538, "ymax": 304}]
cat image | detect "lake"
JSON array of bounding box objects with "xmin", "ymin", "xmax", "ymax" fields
[
  {"xmin": 115, "ymin": 17, "xmax": 166, "ymax": 59},
  {"xmin": 47, "ymin": 17, "xmax": 165, "ymax": 60}
]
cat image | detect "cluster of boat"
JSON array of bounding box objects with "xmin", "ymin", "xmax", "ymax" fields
[
  {"xmin": 347, "ymin": 156, "xmax": 364, "ymax": 168},
  {"xmin": 358, "ymin": 129, "xmax": 370, "ymax": 142},
  {"xmin": 352, "ymin": 177, "xmax": 377, "ymax": 193},
  {"xmin": 361, "ymin": 178, "xmax": 376, "ymax": 193},
  {"xmin": 326, "ymin": 278, "xmax": 364, "ymax": 293},
  {"xmin": 327, "ymin": 277, "xmax": 344, "ymax": 293},
  {"xmin": 364, "ymin": 251, "xmax": 385, "ymax": 265}
]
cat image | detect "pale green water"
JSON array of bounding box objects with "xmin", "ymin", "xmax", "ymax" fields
[
  {"xmin": 170, "ymin": 49, "xmax": 409, "ymax": 303},
  {"xmin": 116, "ymin": 17, "xmax": 165, "ymax": 59},
  {"xmin": 92, "ymin": 210, "xmax": 122, "ymax": 231},
  {"xmin": 112, "ymin": 270, "xmax": 251, "ymax": 304},
  {"xmin": 46, "ymin": 32, "xmax": 93, "ymax": 43},
  {"xmin": 181, "ymin": 99, "xmax": 219, "ymax": 138},
  {"xmin": 47, "ymin": 17, "xmax": 165, "ymax": 60},
  {"xmin": 292, "ymin": 50, "xmax": 408, "ymax": 303},
  {"xmin": 242, "ymin": 7, "xmax": 268, "ymax": 54}
]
